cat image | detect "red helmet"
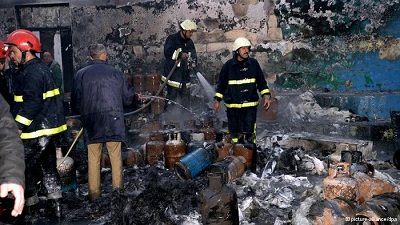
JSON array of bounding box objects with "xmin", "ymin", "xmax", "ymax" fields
[
  {"xmin": 6, "ymin": 29, "xmax": 41, "ymax": 52},
  {"xmin": 0, "ymin": 40, "xmax": 8, "ymax": 59}
]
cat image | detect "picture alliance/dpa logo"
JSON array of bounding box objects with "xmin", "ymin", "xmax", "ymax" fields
[{"xmin": 346, "ymin": 217, "xmax": 398, "ymax": 223}]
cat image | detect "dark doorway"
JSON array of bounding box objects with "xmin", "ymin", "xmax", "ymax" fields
[{"xmin": 15, "ymin": 3, "xmax": 74, "ymax": 93}]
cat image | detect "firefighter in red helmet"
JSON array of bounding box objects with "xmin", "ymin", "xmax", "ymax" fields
[
  {"xmin": 0, "ymin": 39, "xmax": 14, "ymax": 107},
  {"xmin": 6, "ymin": 29, "xmax": 67, "ymax": 221}
]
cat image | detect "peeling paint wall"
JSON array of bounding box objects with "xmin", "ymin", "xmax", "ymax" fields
[{"xmin": 0, "ymin": 0, "xmax": 400, "ymax": 120}]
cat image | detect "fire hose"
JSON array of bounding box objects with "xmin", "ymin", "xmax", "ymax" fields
[{"xmin": 57, "ymin": 59, "xmax": 182, "ymax": 168}]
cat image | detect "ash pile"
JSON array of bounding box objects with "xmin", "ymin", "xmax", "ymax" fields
[{"xmin": 56, "ymin": 127, "xmax": 399, "ymax": 225}]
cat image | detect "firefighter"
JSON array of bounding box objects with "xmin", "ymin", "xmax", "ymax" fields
[
  {"xmin": 6, "ymin": 29, "xmax": 67, "ymax": 219},
  {"xmin": 162, "ymin": 19, "xmax": 198, "ymax": 109},
  {"xmin": 214, "ymin": 37, "xmax": 271, "ymax": 168},
  {"xmin": 0, "ymin": 40, "xmax": 13, "ymax": 107}
]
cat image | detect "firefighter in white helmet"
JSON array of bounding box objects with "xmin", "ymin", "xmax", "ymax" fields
[
  {"xmin": 214, "ymin": 37, "xmax": 271, "ymax": 172},
  {"xmin": 161, "ymin": 19, "xmax": 197, "ymax": 109}
]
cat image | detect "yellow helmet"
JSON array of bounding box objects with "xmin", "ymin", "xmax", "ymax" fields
[
  {"xmin": 232, "ymin": 37, "xmax": 252, "ymax": 51},
  {"xmin": 180, "ymin": 19, "xmax": 197, "ymax": 31}
]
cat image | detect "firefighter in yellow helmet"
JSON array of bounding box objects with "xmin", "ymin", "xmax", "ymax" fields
[
  {"xmin": 161, "ymin": 19, "xmax": 197, "ymax": 109},
  {"xmin": 214, "ymin": 37, "xmax": 271, "ymax": 172}
]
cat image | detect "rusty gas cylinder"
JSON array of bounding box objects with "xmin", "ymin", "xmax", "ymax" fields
[
  {"xmin": 200, "ymin": 121, "xmax": 216, "ymax": 142},
  {"xmin": 122, "ymin": 148, "xmax": 144, "ymax": 167},
  {"xmin": 323, "ymin": 162, "xmax": 359, "ymax": 202},
  {"xmin": 101, "ymin": 153, "xmax": 111, "ymax": 168},
  {"xmin": 353, "ymin": 172, "xmax": 397, "ymax": 205},
  {"xmin": 145, "ymin": 132, "xmax": 165, "ymax": 165},
  {"xmin": 216, "ymin": 133, "xmax": 233, "ymax": 161},
  {"xmin": 145, "ymin": 73, "xmax": 161, "ymax": 94},
  {"xmin": 133, "ymin": 73, "xmax": 145, "ymax": 93},
  {"xmin": 200, "ymin": 172, "xmax": 239, "ymax": 225},
  {"xmin": 210, "ymin": 156, "xmax": 246, "ymax": 184},
  {"xmin": 355, "ymin": 192, "xmax": 400, "ymax": 224},
  {"xmin": 164, "ymin": 132, "xmax": 186, "ymax": 169},
  {"xmin": 309, "ymin": 198, "xmax": 357, "ymax": 225},
  {"xmin": 233, "ymin": 133, "xmax": 256, "ymax": 171},
  {"xmin": 151, "ymin": 98, "xmax": 165, "ymax": 115}
]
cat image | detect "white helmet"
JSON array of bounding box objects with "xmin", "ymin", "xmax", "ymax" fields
[
  {"xmin": 232, "ymin": 37, "xmax": 252, "ymax": 51},
  {"xmin": 180, "ymin": 19, "xmax": 197, "ymax": 31}
]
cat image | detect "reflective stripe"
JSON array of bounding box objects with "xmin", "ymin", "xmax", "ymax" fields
[
  {"xmin": 253, "ymin": 123, "xmax": 257, "ymax": 144},
  {"xmin": 15, "ymin": 115, "xmax": 32, "ymax": 126},
  {"xmin": 161, "ymin": 76, "xmax": 190, "ymax": 88},
  {"xmin": 225, "ymin": 101, "xmax": 258, "ymax": 108},
  {"xmin": 260, "ymin": 89, "xmax": 270, "ymax": 96},
  {"xmin": 14, "ymin": 95, "xmax": 23, "ymax": 102},
  {"xmin": 20, "ymin": 124, "xmax": 67, "ymax": 139},
  {"xmin": 232, "ymin": 138, "xmax": 238, "ymax": 143},
  {"xmin": 228, "ymin": 78, "xmax": 256, "ymax": 85},
  {"xmin": 43, "ymin": 88, "xmax": 60, "ymax": 100},
  {"xmin": 215, "ymin": 93, "xmax": 223, "ymax": 99},
  {"xmin": 14, "ymin": 88, "xmax": 60, "ymax": 102}
]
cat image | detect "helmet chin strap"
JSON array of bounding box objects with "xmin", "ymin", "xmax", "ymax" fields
[
  {"xmin": 236, "ymin": 51, "xmax": 248, "ymax": 61},
  {"xmin": 14, "ymin": 51, "xmax": 27, "ymax": 68},
  {"xmin": 182, "ymin": 30, "xmax": 189, "ymax": 40}
]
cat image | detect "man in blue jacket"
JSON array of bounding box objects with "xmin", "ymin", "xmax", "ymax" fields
[{"xmin": 71, "ymin": 44, "xmax": 140, "ymax": 201}]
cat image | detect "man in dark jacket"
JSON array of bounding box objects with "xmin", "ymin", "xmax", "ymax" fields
[
  {"xmin": 43, "ymin": 51, "xmax": 63, "ymax": 92},
  {"xmin": 6, "ymin": 29, "xmax": 67, "ymax": 218},
  {"xmin": 214, "ymin": 37, "xmax": 271, "ymax": 170},
  {"xmin": 71, "ymin": 44, "xmax": 140, "ymax": 201},
  {"xmin": 0, "ymin": 94, "xmax": 25, "ymax": 218},
  {"xmin": 162, "ymin": 19, "xmax": 197, "ymax": 108}
]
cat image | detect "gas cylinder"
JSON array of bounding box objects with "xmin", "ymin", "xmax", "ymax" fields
[
  {"xmin": 355, "ymin": 192, "xmax": 400, "ymax": 224},
  {"xmin": 175, "ymin": 143, "xmax": 218, "ymax": 180},
  {"xmin": 164, "ymin": 132, "xmax": 186, "ymax": 169},
  {"xmin": 200, "ymin": 172, "xmax": 239, "ymax": 225},
  {"xmin": 133, "ymin": 73, "xmax": 145, "ymax": 93},
  {"xmin": 353, "ymin": 172, "xmax": 397, "ymax": 205},
  {"xmin": 56, "ymin": 148, "xmax": 77, "ymax": 192},
  {"xmin": 145, "ymin": 132, "xmax": 165, "ymax": 165},
  {"xmin": 145, "ymin": 73, "xmax": 161, "ymax": 94},
  {"xmin": 216, "ymin": 133, "xmax": 233, "ymax": 161},
  {"xmin": 151, "ymin": 98, "xmax": 165, "ymax": 115},
  {"xmin": 101, "ymin": 153, "xmax": 111, "ymax": 168},
  {"xmin": 209, "ymin": 156, "xmax": 246, "ymax": 184},
  {"xmin": 233, "ymin": 133, "xmax": 256, "ymax": 171},
  {"xmin": 122, "ymin": 148, "xmax": 144, "ymax": 167},
  {"xmin": 323, "ymin": 162, "xmax": 359, "ymax": 202},
  {"xmin": 200, "ymin": 121, "xmax": 216, "ymax": 143},
  {"xmin": 308, "ymin": 197, "xmax": 357, "ymax": 225}
]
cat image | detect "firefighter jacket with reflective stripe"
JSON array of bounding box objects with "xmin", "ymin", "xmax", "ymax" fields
[
  {"xmin": 12, "ymin": 57, "xmax": 67, "ymax": 139},
  {"xmin": 214, "ymin": 54, "xmax": 270, "ymax": 108},
  {"xmin": 71, "ymin": 60, "xmax": 138, "ymax": 144},
  {"xmin": 162, "ymin": 31, "xmax": 197, "ymax": 89}
]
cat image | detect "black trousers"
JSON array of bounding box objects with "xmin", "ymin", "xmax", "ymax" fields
[
  {"xmin": 23, "ymin": 135, "xmax": 62, "ymax": 200},
  {"xmin": 166, "ymin": 85, "xmax": 190, "ymax": 109},
  {"xmin": 226, "ymin": 106, "xmax": 257, "ymax": 142}
]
